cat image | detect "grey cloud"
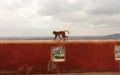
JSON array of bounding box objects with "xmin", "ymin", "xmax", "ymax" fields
[
  {"xmin": 87, "ymin": 0, "xmax": 120, "ymax": 15},
  {"xmin": 38, "ymin": 0, "xmax": 86, "ymax": 15},
  {"xmin": 38, "ymin": 0, "xmax": 89, "ymax": 24},
  {"xmin": 86, "ymin": 14, "xmax": 120, "ymax": 27}
]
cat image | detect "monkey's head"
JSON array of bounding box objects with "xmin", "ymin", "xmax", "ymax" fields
[{"xmin": 53, "ymin": 31, "xmax": 56, "ymax": 34}]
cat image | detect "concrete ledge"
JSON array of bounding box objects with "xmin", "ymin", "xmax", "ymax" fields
[{"xmin": 0, "ymin": 40, "xmax": 119, "ymax": 43}]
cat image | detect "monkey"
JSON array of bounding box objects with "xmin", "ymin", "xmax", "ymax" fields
[{"xmin": 53, "ymin": 30, "xmax": 69, "ymax": 40}]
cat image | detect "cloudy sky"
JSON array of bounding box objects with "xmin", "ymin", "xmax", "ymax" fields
[{"xmin": 0, "ymin": 0, "xmax": 120, "ymax": 37}]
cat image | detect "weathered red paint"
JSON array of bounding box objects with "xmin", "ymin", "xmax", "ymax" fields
[{"xmin": 0, "ymin": 40, "xmax": 119, "ymax": 74}]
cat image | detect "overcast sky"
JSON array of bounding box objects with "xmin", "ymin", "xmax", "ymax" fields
[{"xmin": 0, "ymin": 0, "xmax": 120, "ymax": 37}]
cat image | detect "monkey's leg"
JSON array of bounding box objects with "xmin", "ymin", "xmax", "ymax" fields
[
  {"xmin": 54, "ymin": 36, "xmax": 57, "ymax": 40},
  {"xmin": 58, "ymin": 35, "xmax": 62, "ymax": 40},
  {"xmin": 62, "ymin": 35, "xmax": 66, "ymax": 40}
]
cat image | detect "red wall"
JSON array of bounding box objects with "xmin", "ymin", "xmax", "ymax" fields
[{"xmin": 0, "ymin": 40, "xmax": 119, "ymax": 74}]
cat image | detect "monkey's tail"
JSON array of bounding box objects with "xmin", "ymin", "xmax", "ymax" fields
[{"xmin": 64, "ymin": 30, "xmax": 69, "ymax": 34}]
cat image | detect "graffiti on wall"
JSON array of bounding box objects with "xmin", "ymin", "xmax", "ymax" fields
[
  {"xmin": 115, "ymin": 45, "xmax": 120, "ymax": 59},
  {"xmin": 51, "ymin": 46, "xmax": 65, "ymax": 62}
]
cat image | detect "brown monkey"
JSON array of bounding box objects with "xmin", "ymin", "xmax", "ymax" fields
[{"xmin": 53, "ymin": 30, "xmax": 69, "ymax": 40}]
